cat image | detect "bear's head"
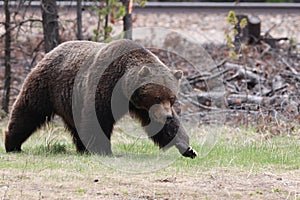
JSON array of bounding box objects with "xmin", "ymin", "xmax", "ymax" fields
[
  {"xmin": 128, "ymin": 66, "xmax": 197, "ymax": 159},
  {"xmin": 128, "ymin": 65, "xmax": 183, "ymax": 123}
]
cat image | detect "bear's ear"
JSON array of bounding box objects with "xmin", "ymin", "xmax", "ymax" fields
[
  {"xmin": 138, "ymin": 66, "xmax": 151, "ymax": 77},
  {"xmin": 173, "ymin": 70, "xmax": 183, "ymax": 80}
]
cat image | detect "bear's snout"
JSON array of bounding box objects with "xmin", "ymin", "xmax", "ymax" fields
[
  {"xmin": 149, "ymin": 103, "xmax": 173, "ymax": 123},
  {"xmin": 166, "ymin": 115, "xmax": 173, "ymax": 120}
]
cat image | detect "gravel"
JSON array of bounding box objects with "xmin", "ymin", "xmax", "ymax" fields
[{"xmin": 131, "ymin": 12, "xmax": 300, "ymax": 44}]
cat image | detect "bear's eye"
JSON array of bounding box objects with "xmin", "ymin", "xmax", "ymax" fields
[
  {"xmin": 155, "ymin": 96, "xmax": 162, "ymax": 104},
  {"xmin": 170, "ymin": 97, "xmax": 176, "ymax": 105}
]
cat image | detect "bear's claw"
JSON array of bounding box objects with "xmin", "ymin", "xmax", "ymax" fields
[{"xmin": 182, "ymin": 146, "xmax": 198, "ymax": 159}]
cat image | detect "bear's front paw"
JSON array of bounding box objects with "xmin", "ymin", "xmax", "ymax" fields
[{"xmin": 182, "ymin": 146, "xmax": 197, "ymax": 159}]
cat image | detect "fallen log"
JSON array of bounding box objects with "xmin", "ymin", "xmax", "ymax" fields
[{"xmin": 187, "ymin": 91, "xmax": 294, "ymax": 111}]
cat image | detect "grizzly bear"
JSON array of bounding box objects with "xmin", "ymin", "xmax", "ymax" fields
[{"xmin": 4, "ymin": 39, "xmax": 197, "ymax": 158}]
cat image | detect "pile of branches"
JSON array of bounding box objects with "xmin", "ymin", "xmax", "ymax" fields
[{"xmin": 151, "ymin": 41, "xmax": 300, "ymax": 135}]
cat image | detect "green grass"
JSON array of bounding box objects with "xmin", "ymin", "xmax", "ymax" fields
[
  {"xmin": 191, "ymin": 137, "xmax": 300, "ymax": 170},
  {"xmin": 0, "ymin": 117, "xmax": 299, "ymax": 174}
]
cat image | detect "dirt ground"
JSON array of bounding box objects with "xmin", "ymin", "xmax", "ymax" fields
[{"xmin": 0, "ymin": 167, "xmax": 300, "ymax": 200}]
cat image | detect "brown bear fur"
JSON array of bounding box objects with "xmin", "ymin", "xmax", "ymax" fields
[{"xmin": 4, "ymin": 39, "xmax": 197, "ymax": 158}]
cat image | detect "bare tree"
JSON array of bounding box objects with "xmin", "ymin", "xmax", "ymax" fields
[
  {"xmin": 122, "ymin": 0, "xmax": 133, "ymax": 40},
  {"xmin": 2, "ymin": 0, "xmax": 11, "ymax": 113},
  {"xmin": 104, "ymin": 0, "xmax": 110, "ymax": 40},
  {"xmin": 41, "ymin": 0, "xmax": 60, "ymax": 52},
  {"xmin": 77, "ymin": 0, "xmax": 83, "ymax": 40}
]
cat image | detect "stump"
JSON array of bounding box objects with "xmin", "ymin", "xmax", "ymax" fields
[
  {"xmin": 234, "ymin": 15, "xmax": 261, "ymax": 45},
  {"xmin": 248, "ymin": 16, "xmax": 261, "ymax": 44}
]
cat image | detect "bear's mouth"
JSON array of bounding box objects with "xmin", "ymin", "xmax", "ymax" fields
[{"xmin": 148, "ymin": 107, "xmax": 173, "ymax": 124}]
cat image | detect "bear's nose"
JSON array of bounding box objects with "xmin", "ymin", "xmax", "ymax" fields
[{"xmin": 166, "ymin": 115, "xmax": 173, "ymax": 120}]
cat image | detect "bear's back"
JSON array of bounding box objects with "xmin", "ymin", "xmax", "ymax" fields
[
  {"xmin": 40, "ymin": 41, "xmax": 106, "ymax": 72},
  {"xmin": 37, "ymin": 39, "xmax": 144, "ymax": 73}
]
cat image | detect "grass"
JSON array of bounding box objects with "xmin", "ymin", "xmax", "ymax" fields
[
  {"xmin": 196, "ymin": 136, "xmax": 300, "ymax": 170},
  {"xmin": 0, "ymin": 116, "xmax": 299, "ymax": 174}
]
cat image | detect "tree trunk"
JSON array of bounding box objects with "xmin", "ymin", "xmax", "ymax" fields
[
  {"xmin": 76, "ymin": 0, "xmax": 83, "ymax": 40},
  {"xmin": 104, "ymin": 0, "xmax": 110, "ymax": 40},
  {"xmin": 2, "ymin": 0, "xmax": 11, "ymax": 113},
  {"xmin": 41, "ymin": 0, "xmax": 59, "ymax": 53},
  {"xmin": 122, "ymin": 0, "xmax": 133, "ymax": 40}
]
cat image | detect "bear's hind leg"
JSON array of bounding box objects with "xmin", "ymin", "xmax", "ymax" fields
[{"xmin": 5, "ymin": 109, "xmax": 50, "ymax": 152}]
